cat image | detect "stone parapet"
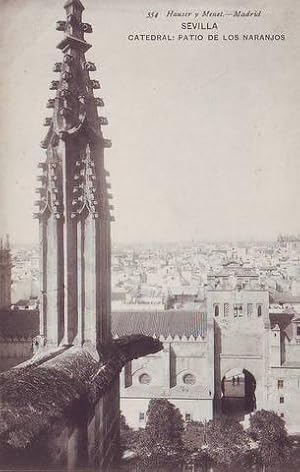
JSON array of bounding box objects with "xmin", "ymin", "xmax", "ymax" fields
[{"xmin": 0, "ymin": 335, "xmax": 162, "ymax": 469}]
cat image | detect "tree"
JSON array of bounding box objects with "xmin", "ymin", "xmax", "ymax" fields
[
  {"xmin": 135, "ymin": 399, "xmax": 184, "ymax": 468},
  {"xmin": 183, "ymin": 421, "xmax": 205, "ymax": 453},
  {"xmin": 205, "ymin": 417, "xmax": 250, "ymax": 469},
  {"xmin": 120, "ymin": 413, "xmax": 139, "ymax": 455},
  {"xmin": 182, "ymin": 421, "xmax": 208, "ymax": 470},
  {"xmin": 249, "ymin": 409, "xmax": 291, "ymax": 471}
]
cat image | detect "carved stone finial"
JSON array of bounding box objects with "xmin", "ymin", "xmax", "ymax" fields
[
  {"xmin": 32, "ymin": 335, "xmax": 46, "ymax": 355},
  {"xmin": 64, "ymin": 0, "xmax": 85, "ymax": 12}
]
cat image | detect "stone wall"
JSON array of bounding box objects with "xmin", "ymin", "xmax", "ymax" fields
[
  {"xmin": 0, "ymin": 335, "xmax": 162, "ymax": 470},
  {"xmin": 0, "ymin": 337, "xmax": 33, "ymax": 372},
  {"xmin": 267, "ymin": 366, "xmax": 300, "ymax": 433},
  {"xmin": 120, "ymin": 335, "xmax": 214, "ymax": 429}
]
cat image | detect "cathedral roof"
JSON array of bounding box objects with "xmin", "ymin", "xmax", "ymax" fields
[{"xmin": 112, "ymin": 310, "xmax": 207, "ymax": 339}]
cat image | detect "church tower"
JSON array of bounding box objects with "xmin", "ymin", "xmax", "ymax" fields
[
  {"xmin": 34, "ymin": 0, "xmax": 113, "ymax": 349},
  {"xmin": 0, "ymin": 235, "xmax": 12, "ymax": 310}
]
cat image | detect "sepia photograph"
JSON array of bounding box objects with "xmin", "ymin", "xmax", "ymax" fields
[{"xmin": 0, "ymin": 0, "xmax": 300, "ymax": 470}]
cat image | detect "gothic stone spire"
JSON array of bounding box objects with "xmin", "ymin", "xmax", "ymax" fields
[{"xmin": 35, "ymin": 0, "xmax": 114, "ymax": 348}]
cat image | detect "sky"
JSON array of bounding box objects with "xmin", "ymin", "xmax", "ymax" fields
[{"xmin": 0, "ymin": 0, "xmax": 299, "ymax": 245}]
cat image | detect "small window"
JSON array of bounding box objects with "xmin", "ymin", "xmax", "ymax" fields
[
  {"xmin": 297, "ymin": 326, "xmax": 300, "ymax": 337},
  {"xmin": 183, "ymin": 373, "xmax": 196, "ymax": 385},
  {"xmin": 185, "ymin": 413, "xmax": 191, "ymax": 422},
  {"xmin": 139, "ymin": 412, "xmax": 145, "ymax": 421},
  {"xmin": 278, "ymin": 379, "xmax": 284, "ymax": 389},
  {"xmin": 239, "ymin": 305, "xmax": 243, "ymax": 317},
  {"xmin": 234, "ymin": 306, "xmax": 238, "ymax": 317},
  {"xmin": 257, "ymin": 305, "xmax": 262, "ymax": 317},
  {"xmin": 139, "ymin": 373, "xmax": 151, "ymax": 385},
  {"xmin": 280, "ymin": 413, "xmax": 284, "ymax": 418},
  {"xmin": 247, "ymin": 303, "xmax": 253, "ymax": 316},
  {"xmin": 224, "ymin": 303, "xmax": 229, "ymax": 317},
  {"xmin": 214, "ymin": 304, "xmax": 219, "ymax": 317},
  {"xmin": 280, "ymin": 396, "xmax": 284, "ymax": 404}
]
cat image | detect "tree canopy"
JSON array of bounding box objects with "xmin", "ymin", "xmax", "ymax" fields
[
  {"xmin": 135, "ymin": 399, "xmax": 184, "ymax": 468},
  {"xmin": 249, "ymin": 409, "xmax": 291, "ymax": 469},
  {"xmin": 205, "ymin": 416, "xmax": 250, "ymax": 468},
  {"xmin": 120, "ymin": 408, "xmax": 293, "ymax": 472}
]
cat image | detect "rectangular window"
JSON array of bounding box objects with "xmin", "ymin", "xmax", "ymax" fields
[
  {"xmin": 247, "ymin": 303, "xmax": 253, "ymax": 316},
  {"xmin": 257, "ymin": 304, "xmax": 262, "ymax": 317},
  {"xmin": 278, "ymin": 379, "xmax": 284, "ymax": 389},
  {"xmin": 214, "ymin": 304, "xmax": 220, "ymax": 317},
  {"xmin": 297, "ymin": 326, "xmax": 300, "ymax": 337},
  {"xmin": 234, "ymin": 305, "xmax": 238, "ymax": 317},
  {"xmin": 224, "ymin": 303, "xmax": 229, "ymax": 317},
  {"xmin": 185, "ymin": 413, "xmax": 191, "ymax": 422},
  {"xmin": 280, "ymin": 397, "xmax": 284, "ymax": 404},
  {"xmin": 139, "ymin": 412, "xmax": 145, "ymax": 421}
]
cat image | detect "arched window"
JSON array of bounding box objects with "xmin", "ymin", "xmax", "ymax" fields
[
  {"xmin": 257, "ymin": 305, "xmax": 262, "ymax": 317},
  {"xmin": 183, "ymin": 373, "xmax": 196, "ymax": 385},
  {"xmin": 214, "ymin": 304, "xmax": 220, "ymax": 317},
  {"xmin": 139, "ymin": 373, "xmax": 151, "ymax": 385}
]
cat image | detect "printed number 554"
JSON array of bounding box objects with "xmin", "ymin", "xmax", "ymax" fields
[{"xmin": 147, "ymin": 11, "xmax": 159, "ymax": 18}]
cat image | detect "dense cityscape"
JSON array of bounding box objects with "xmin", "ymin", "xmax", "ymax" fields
[
  {"xmin": 1, "ymin": 235, "xmax": 300, "ymax": 470},
  {"xmin": 8, "ymin": 236, "xmax": 300, "ymax": 312}
]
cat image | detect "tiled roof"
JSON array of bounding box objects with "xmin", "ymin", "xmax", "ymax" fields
[
  {"xmin": 111, "ymin": 310, "xmax": 207, "ymax": 338},
  {"xmin": 0, "ymin": 310, "xmax": 39, "ymax": 338}
]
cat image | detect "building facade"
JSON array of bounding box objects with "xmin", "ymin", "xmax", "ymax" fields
[
  {"xmin": 117, "ymin": 262, "xmax": 300, "ymax": 433},
  {"xmin": 113, "ymin": 310, "xmax": 214, "ymax": 429},
  {"xmin": 267, "ymin": 311, "xmax": 300, "ymax": 432},
  {"xmin": 207, "ymin": 261, "xmax": 270, "ymax": 416}
]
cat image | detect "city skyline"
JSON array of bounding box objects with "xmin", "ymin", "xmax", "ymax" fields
[{"xmin": 1, "ymin": 0, "xmax": 300, "ymax": 245}]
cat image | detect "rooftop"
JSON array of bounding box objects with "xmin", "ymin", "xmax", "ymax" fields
[{"xmin": 112, "ymin": 310, "xmax": 207, "ymax": 339}]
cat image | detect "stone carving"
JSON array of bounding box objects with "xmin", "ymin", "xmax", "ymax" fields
[
  {"xmin": 32, "ymin": 335, "xmax": 46, "ymax": 354},
  {"xmin": 71, "ymin": 145, "xmax": 99, "ymax": 219},
  {"xmin": 56, "ymin": 20, "xmax": 66, "ymax": 31},
  {"xmin": 34, "ymin": 154, "xmax": 63, "ymax": 220},
  {"xmin": 81, "ymin": 22, "xmax": 93, "ymax": 33}
]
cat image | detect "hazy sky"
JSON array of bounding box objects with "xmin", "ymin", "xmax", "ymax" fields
[{"xmin": 0, "ymin": 0, "xmax": 299, "ymax": 245}]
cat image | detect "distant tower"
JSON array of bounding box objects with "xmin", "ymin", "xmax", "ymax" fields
[
  {"xmin": 34, "ymin": 0, "xmax": 114, "ymax": 348},
  {"xmin": 0, "ymin": 235, "xmax": 12, "ymax": 310}
]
